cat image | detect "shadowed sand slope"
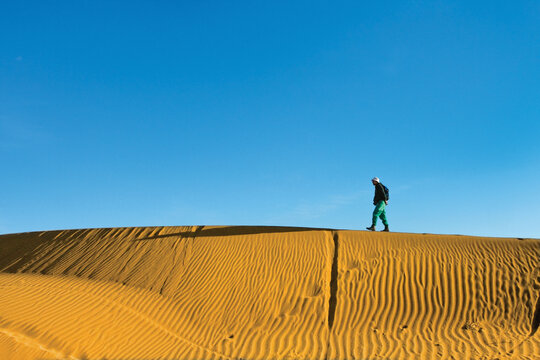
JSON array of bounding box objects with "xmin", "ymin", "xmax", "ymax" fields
[{"xmin": 0, "ymin": 226, "xmax": 539, "ymax": 360}]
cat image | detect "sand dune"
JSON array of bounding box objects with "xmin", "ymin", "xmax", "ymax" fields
[{"xmin": 0, "ymin": 226, "xmax": 539, "ymax": 359}]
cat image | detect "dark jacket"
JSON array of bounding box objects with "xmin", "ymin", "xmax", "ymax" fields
[{"xmin": 373, "ymin": 183, "xmax": 388, "ymax": 205}]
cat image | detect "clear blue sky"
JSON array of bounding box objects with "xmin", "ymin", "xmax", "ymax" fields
[{"xmin": 1, "ymin": 1, "xmax": 539, "ymax": 238}]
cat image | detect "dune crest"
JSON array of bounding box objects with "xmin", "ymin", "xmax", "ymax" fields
[{"xmin": 1, "ymin": 226, "xmax": 539, "ymax": 359}]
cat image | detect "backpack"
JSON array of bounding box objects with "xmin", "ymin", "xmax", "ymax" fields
[{"xmin": 381, "ymin": 184, "xmax": 389, "ymax": 201}]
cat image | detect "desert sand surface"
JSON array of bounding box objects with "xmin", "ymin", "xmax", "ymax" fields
[{"xmin": 0, "ymin": 226, "xmax": 539, "ymax": 360}]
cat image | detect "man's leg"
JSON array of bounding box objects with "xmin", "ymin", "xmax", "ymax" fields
[
  {"xmin": 379, "ymin": 208, "xmax": 388, "ymax": 227},
  {"xmin": 368, "ymin": 201, "xmax": 386, "ymax": 231},
  {"xmin": 377, "ymin": 203, "xmax": 389, "ymax": 231},
  {"xmin": 372, "ymin": 201, "xmax": 385, "ymax": 226}
]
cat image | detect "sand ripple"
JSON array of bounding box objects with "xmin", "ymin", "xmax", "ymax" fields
[{"xmin": 0, "ymin": 226, "xmax": 538, "ymax": 359}]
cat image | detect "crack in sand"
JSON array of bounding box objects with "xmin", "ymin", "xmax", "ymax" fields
[
  {"xmin": 530, "ymin": 289, "xmax": 540, "ymax": 337},
  {"xmin": 324, "ymin": 230, "xmax": 339, "ymax": 360},
  {"xmin": 328, "ymin": 231, "xmax": 339, "ymax": 329},
  {"xmin": 500, "ymin": 262, "xmax": 540, "ymax": 357}
]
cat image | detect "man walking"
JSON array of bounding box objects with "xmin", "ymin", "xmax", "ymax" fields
[{"xmin": 366, "ymin": 177, "xmax": 389, "ymax": 232}]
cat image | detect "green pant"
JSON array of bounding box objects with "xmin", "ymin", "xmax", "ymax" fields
[{"xmin": 372, "ymin": 200, "xmax": 388, "ymax": 226}]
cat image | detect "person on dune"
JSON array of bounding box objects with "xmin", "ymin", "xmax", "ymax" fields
[{"xmin": 366, "ymin": 177, "xmax": 389, "ymax": 232}]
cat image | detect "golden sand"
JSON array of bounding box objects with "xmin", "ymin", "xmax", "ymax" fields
[{"xmin": 0, "ymin": 226, "xmax": 539, "ymax": 359}]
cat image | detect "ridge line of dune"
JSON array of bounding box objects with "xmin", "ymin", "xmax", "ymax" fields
[
  {"xmin": 0, "ymin": 325, "xmax": 79, "ymax": 360},
  {"xmin": 0, "ymin": 279, "xmax": 234, "ymax": 360}
]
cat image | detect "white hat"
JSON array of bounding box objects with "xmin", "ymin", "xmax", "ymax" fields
[{"xmin": 372, "ymin": 177, "xmax": 380, "ymax": 183}]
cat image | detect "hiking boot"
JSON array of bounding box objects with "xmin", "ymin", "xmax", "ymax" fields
[
  {"xmin": 366, "ymin": 225, "xmax": 376, "ymax": 231},
  {"xmin": 381, "ymin": 225, "xmax": 389, "ymax": 232}
]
